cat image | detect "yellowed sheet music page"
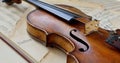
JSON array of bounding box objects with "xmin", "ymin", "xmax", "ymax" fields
[{"xmin": 0, "ymin": 1, "xmax": 29, "ymax": 35}]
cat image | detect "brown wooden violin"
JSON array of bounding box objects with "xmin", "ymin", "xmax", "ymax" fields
[{"xmin": 3, "ymin": 0, "xmax": 120, "ymax": 63}]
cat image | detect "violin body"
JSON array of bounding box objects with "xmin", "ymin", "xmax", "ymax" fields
[
  {"xmin": 27, "ymin": 9, "xmax": 89, "ymax": 63},
  {"xmin": 27, "ymin": 9, "xmax": 120, "ymax": 63},
  {"xmin": 2, "ymin": 0, "xmax": 120, "ymax": 63}
]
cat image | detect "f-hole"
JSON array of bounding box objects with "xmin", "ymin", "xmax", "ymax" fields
[{"xmin": 70, "ymin": 29, "xmax": 89, "ymax": 52}]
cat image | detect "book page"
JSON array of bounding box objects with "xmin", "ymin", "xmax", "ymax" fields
[
  {"xmin": 0, "ymin": 1, "xmax": 29, "ymax": 35},
  {"xmin": 78, "ymin": 0, "xmax": 120, "ymax": 30},
  {"xmin": 88, "ymin": 9, "xmax": 120, "ymax": 30},
  {"xmin": 0, "ymin": 39, "xmax": 28, "ymax": 63}
]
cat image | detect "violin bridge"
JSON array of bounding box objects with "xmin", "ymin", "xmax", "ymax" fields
[{"xmin": 85, "ymin": 20, "xmax": 99, "ymax": 35}]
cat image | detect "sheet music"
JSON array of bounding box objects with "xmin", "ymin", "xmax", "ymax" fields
[
  {"xmin": 74, "ymin": 0, "xmax": 120, "ymax": 30},
  {"xmin": 79, "ymin": 0, "xmax": 120, "ymax": 13},
  {"xmin": 0, "ymin": 1, "xmax": 29, "ymax": 35},
  {"xmin": 0, "ymin": 39, "xmax": 28, "ymax": 63},
  {"xmin": 0, "ymin": 1, "xmax": 46, "ymax": 62},
  {"xmin": 88, "ymin": 9, "xmax": 120, "ymax": 30}
]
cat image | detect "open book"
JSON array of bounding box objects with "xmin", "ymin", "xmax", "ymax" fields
[{"xmin": 0, "ymin": 0, "xmax": 120, "ymax": 63}]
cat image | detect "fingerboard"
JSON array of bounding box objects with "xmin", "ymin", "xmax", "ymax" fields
[{"xmin": 26, "ymin": 0, "xmax": 81, "ymax": 22}]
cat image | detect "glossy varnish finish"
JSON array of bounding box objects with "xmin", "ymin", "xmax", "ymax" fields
[
  {"xmin": 27, "ymin": 9, "xmax": 120, "ymax": 63},
  {"xmin": 3, "ymin": 0, "xmax": 120, "ymax": 63}
]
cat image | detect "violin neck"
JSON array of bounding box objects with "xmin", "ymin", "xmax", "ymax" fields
[{"xmin": 26, "ymin": 0, "xmax": 80, "ymax": 22}]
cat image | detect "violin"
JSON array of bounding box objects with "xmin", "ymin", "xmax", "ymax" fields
[{"xmin": 3, "ymin": 0, "xmax": 120, "ymax": 63}]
